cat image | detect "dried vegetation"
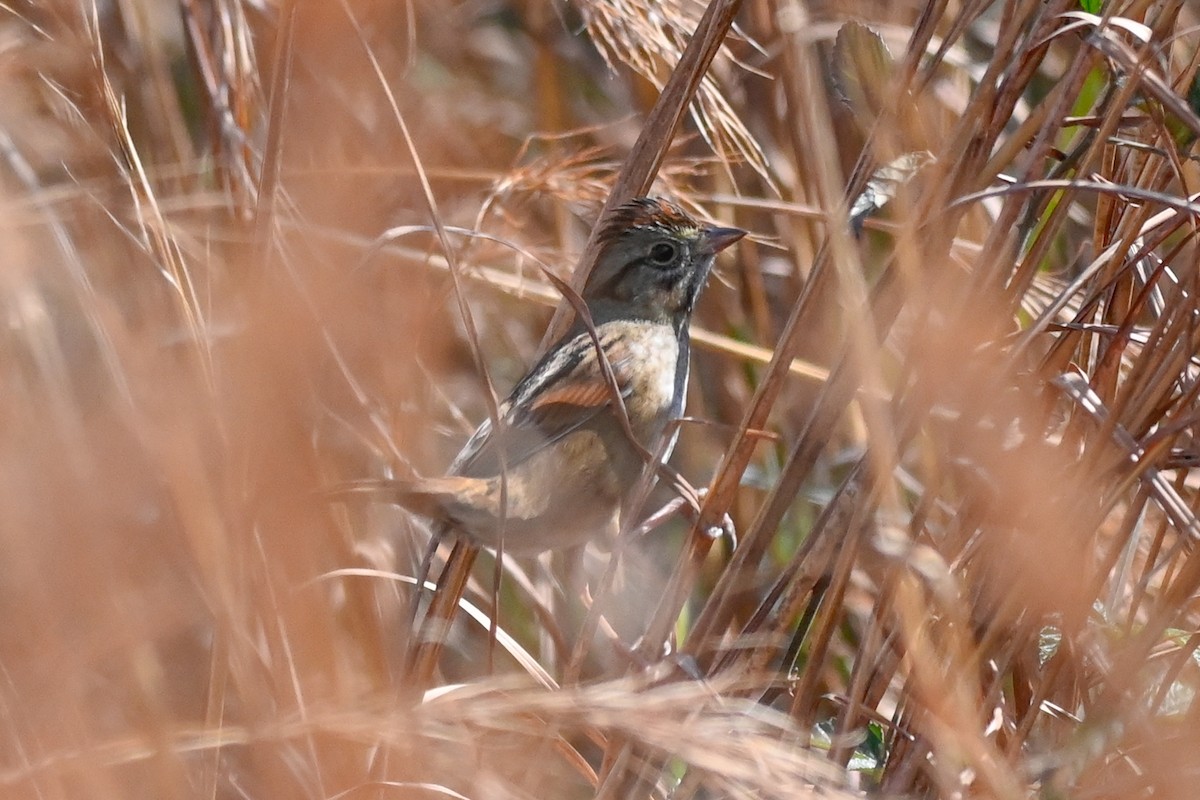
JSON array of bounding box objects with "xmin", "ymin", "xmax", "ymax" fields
[{"xmin": 4, "ymin": 0, "xmax": 1200, "ymax": 798}]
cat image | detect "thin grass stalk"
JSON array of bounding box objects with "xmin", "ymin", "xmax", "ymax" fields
[
  {"xmin": 702, "ymin": 467, "xmax": 863, "ymax": 678},
  {"xmin": 786, "ymin": 503, "xmax": 871, "ymax": 737}
]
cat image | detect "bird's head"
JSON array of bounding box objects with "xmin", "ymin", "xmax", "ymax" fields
[{"xmin": 583, "ymin": 197, "xmax": 745, "ymax": 326}]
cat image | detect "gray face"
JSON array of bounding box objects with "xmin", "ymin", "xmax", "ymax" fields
[
  {"xmin": 582, "ymin": 198, "xmax": 743, "ymax": 325},
  {"xmin": 585, "ymin": 226, "xmax": 714, "ymax": 322}
]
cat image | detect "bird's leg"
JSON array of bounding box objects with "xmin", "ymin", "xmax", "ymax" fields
[
  {"xmin": 628, "ymin": 494, "xmax": 689, "ymax": 538},
  {"xmin": 654, "ymin": 462, "xmax": 702, "ymax": 511},
  {"xmin": 651, "ymin": 463, "xmax": 737, "ymax": 546}
]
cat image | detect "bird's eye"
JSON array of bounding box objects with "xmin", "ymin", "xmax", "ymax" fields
[{"xmin": 649, "ymin": 242, "xmax": 678, "ymax": 264}]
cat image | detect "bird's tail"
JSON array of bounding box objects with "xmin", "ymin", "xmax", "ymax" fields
[{"xmin": 326, "ymin": 475, "xmax": 488, "ymax": 520}]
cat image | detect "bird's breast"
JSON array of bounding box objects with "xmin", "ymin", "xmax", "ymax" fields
[{"xmin": 602, "ymin": 320, "xmax": 682, "ymax": 431}]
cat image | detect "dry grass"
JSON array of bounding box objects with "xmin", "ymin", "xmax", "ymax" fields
[{"xmin": 4, "ymin": 0, "xmax": 1200, "ymax": 798}]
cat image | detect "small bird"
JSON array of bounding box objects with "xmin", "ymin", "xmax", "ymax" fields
[{"xmin": 351, "ymin": 197, "xmax": 745, "ymax": 554}]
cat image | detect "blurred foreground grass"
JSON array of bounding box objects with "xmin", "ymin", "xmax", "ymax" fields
[{"xmin": 3, "ymin": 1, "xmax": 1200, "ymax": 798}]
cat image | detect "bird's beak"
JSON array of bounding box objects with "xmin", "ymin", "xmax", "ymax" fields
[{"xmin": 703, "ymin": 226, "xmax": 747, "ymax": 254}]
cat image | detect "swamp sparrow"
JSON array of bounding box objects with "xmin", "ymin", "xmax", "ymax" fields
[{"xmin": 353, "ymin": 197, "xmax": 744, "ymax": 553}]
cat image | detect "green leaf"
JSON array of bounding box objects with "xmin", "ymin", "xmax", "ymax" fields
[{"xmin": 1039, "ymin": 626, "xmax": 1062, "ymax": 667}]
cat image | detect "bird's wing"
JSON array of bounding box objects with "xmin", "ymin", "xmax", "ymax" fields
[{"xmin": 449, "ymin": 330, "xmax": 633, "ymax": 478}]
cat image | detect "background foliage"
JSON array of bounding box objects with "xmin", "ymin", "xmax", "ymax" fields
[{"xmin": 4, "ymin": 1, "xmax": 1200, "ymax": 798}]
